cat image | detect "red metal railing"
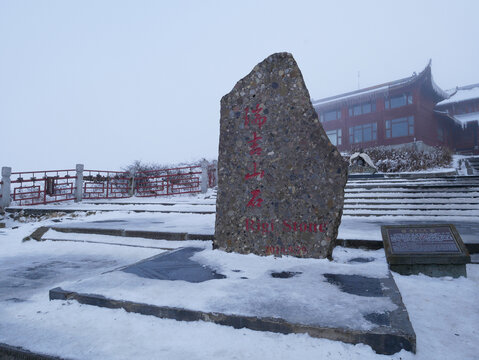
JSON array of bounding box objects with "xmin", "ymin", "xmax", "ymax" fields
[
  {"xmin": 83, "ymin": 170, "xmax": 131, "ymax": 200},
  {"xmin": 10, "ymin": 169, "xmax": 76, "ymax": 206},
  {"xmin": 135, "ymin": 165, "xmax": 202, "ymax": 197},
  {"xmin": 4, "ymin": 164, "xmax": 216, "ymax": 206}
]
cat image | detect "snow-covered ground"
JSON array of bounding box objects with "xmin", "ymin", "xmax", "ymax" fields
[
  {"xmin": 56, "ymin": 247, "xmax": 396, "ymax": 332},
  {"xmin": 0, "ymin": 207, "xmax": 478, "ymax": 360}
]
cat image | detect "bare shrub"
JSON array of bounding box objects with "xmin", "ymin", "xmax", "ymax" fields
[{"xmin": 345, "ymin": 146, "xmax": 452, "ymax": 173}]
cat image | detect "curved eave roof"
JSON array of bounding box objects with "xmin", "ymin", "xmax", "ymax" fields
[
  {"xmin": 312, "ymin": 61, "xmax": 447, "ymax": 110},
  {"xmin": 436, "ymin": 84, "xmax": 479, "ymax": 107}
]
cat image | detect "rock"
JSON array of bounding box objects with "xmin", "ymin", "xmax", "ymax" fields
[
  {"xmin": 214, "ymin": 52, "xmax": 348, "ymax": 259},
  {"xmin": 23, "ymin": 226, "xmax": 49, "ymax": 242},
  {"xmin": 349, "ymin": 152, "xmax": 377, "ymax": 174}
]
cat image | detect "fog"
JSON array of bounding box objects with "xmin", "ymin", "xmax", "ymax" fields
[{"xmin": 1, "ymin": 0, "xmax": 478, "ymax": 171}]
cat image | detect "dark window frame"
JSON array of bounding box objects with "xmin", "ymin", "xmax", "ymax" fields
[
  {"xmin": 321, "ymin": 109, "xmax": 341, "ymax": 122},
  {"xmin": 348, "ymin": 122, "xmax": 377, "ymax": 144},
  {"xmin": 385, "ymin": 93, "xmax": 413, "ymax": 110},
  {"xmin": 385, "ymin": 116, "xmax": 414, "ymax": 138},
  {"xmin": 348, "ymin": 101, "xmax": 376, "ymax": 117}
]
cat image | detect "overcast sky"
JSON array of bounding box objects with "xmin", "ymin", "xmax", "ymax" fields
[{"xmin": 1, "ymin": 0, "xmax": 478, "ymax": 171}]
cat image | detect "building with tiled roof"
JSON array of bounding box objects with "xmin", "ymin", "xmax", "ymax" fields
[{"xmin": 313, "ymin": 62, "xmax": 479, "ymax": 154}]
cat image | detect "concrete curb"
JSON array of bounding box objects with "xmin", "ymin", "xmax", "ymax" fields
[
  {"xmin": 5, "ymin": 208, "xmax": 215, "ymax": 215},
  {"xmin": 24, "ymin": 226, "xmax": 478, "ymax": 254},
  {"xmin": 26, "ymin": 226, "xmax": 214, "ymax": 242},
  {"xmin": 0, "ymin": 343, "xmax": 68, "ymax": 360}
]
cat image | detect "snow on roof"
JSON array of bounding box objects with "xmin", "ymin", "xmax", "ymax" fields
[
  {"xmin": 444, "ymin": 88, "xmax": 457, "ymax": 96},
  {"xmin": 453, "ymin": 112, "xmax": 479, "ymax": 126},
  {"xmin": 436, "ymin": 84, "xmax": 479, "ymax": 106},
  {"xmin": 312, "ymin": 85, "xmax": 389, "ymax": 107},
  {"xmin": 436, "ymin": 110, "xmax": 479, "ymax": 129},
  {"xmin": 312, "ymin": 61, "xmax": 447, "ymax": 109}
]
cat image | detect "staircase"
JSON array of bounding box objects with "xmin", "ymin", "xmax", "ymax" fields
[
  {"xmin": 466, "ymin": 157, "xmax": 479, "ymax": 175},
  {"xmin": 344, "ymin": 176, "xmax": 479, "ymax": 217}
]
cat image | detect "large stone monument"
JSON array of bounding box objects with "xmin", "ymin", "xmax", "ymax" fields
[
  {"xmin": 47, "ymin": 54, "xmax": 415, "ymax": 356},
  {"xmin": 214, "ymin": 52, "xmax": 348, "ymax": 259}
]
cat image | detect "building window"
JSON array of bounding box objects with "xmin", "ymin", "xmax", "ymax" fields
[
  {"xmin": 386, "ymin": 116, "xmax": 414, "ymax": 138},
  {"xmin": 326, "ymin": 129, "xmax": 342, "ymax": 146},
  {"xmin": 320, "ymin": 109, "xmax": 341, "ymax": 122},
  {"xmin": 437, "ymin": 127, "xmax": 444, "ymax": 142},
  {"xmin": 348, "ymin": 101, "xmax": 376, "ymax": 117},
  {"xmin": 385, "ymin": 93, "xmax": 413, "ymax": 109},
  {"xmin": 348, "ymin": 123, "xmax": 377, "ymax": 144}
]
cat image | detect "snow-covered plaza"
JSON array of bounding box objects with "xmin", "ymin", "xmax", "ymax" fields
[{"xmin": 0, "ymin": 189, "xmax": 478, "ymax": 360}]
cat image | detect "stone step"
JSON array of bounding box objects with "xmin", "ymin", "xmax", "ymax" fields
[
  {"xmin": 346, "ymin": 183, "xmax": 479, "ymax": 188},
  {"xmin": 347, "ymin": 178, "xmax": 479, "ymax": 184},
  {"xmin": 348, "ymin": 174, "xmax": 479, "ymax": 180},
  {"xmin": 342, "ymin": 211, "xmax": 477, "ymax": 217},
  {"xmin": 345, "ymin": 189, "xmax": 479, "ymax": 194},
  {"xmin": 348, "ymin": 184, "xmax": 478, "ymax": 188},
  {"xmin": 345, "ymin": 199, "xmax": 479, "ymax": 205},
  {"xmin": 343, "ymin": 213, "xmax": 477, "ymax": 217},
  {"xmin": 345, "ymin": 201, "xmax": 478, "ymax": 208},
  {"xmin": 345, "ymin": 194, "xmax": 479, "ymax": 199},
  {"xmin": 344, "ymin": 205, "xmax": 478, "ymax": 210},
  {"xmin": 346, "ymin": 186, "xmax": 479, "ymax": 191}
]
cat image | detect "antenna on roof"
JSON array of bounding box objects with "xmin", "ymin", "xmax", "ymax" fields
[{"xmin": 357, "ymin": 71, "xmax": 360, "ymax": 89}]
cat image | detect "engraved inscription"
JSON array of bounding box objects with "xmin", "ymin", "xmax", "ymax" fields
[{"xmin": 388, "ymin": 227, "xmax": 460, "ymax": 254}]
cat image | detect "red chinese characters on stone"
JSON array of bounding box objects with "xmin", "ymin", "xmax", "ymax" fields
[
  {"xmin": 243, "ymin": 103, "xmax": 268, "ymax": 208},
  {"xmin": 251, "ymin": 103, "xmax": 267, "ymax": 130},
  {"xmin": 246, "ymin": 189, "xmax": 263, "ymax": 207},
  {"xmin": 244, "ymin": 104, "xmax": 267, "ymax": 130},
  {"xmin": 245, "ymin": 161, "xmax": 264, "ymax": 180},
  {"xmin": 247, "ymin": 132, "xmax": 262, "ymax": 156}
]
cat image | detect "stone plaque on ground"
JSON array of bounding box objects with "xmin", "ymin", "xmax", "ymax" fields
[
  {"xmin": 214, "ymin": 52, "xmax": 348, "ymax": 259},
  {"xmin": 381, "ymin": 224, "xmax": 470, "ymax": 277}
]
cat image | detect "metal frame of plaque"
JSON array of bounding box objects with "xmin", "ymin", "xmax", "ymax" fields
[{"xmin": 381, "ymin": 224, "xmax": 470, "ymax": 277}]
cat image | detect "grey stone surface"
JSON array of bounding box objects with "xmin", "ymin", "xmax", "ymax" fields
[
  {"xmin": 75, "ymin": 164, "xmax": 83, "ymax": 203},
  {"xmin": 323, "ymin": 274, "xmax": 383, "ymax": 297},
  {"xmin": 1, "ymin": 167, "xmax": 12, "ymax": 209},
  {"xmin": 215, "ymin": 52, "xmax": 348, "ymax": 259},
  {"xmin": 121, "ymin": 248, "xmax": 225, "ymax": 282}
]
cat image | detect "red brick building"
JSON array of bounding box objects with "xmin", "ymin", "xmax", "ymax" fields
[{"xmin": 312, "ymin": 62, "xmax": 479, "ymax": 154}]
